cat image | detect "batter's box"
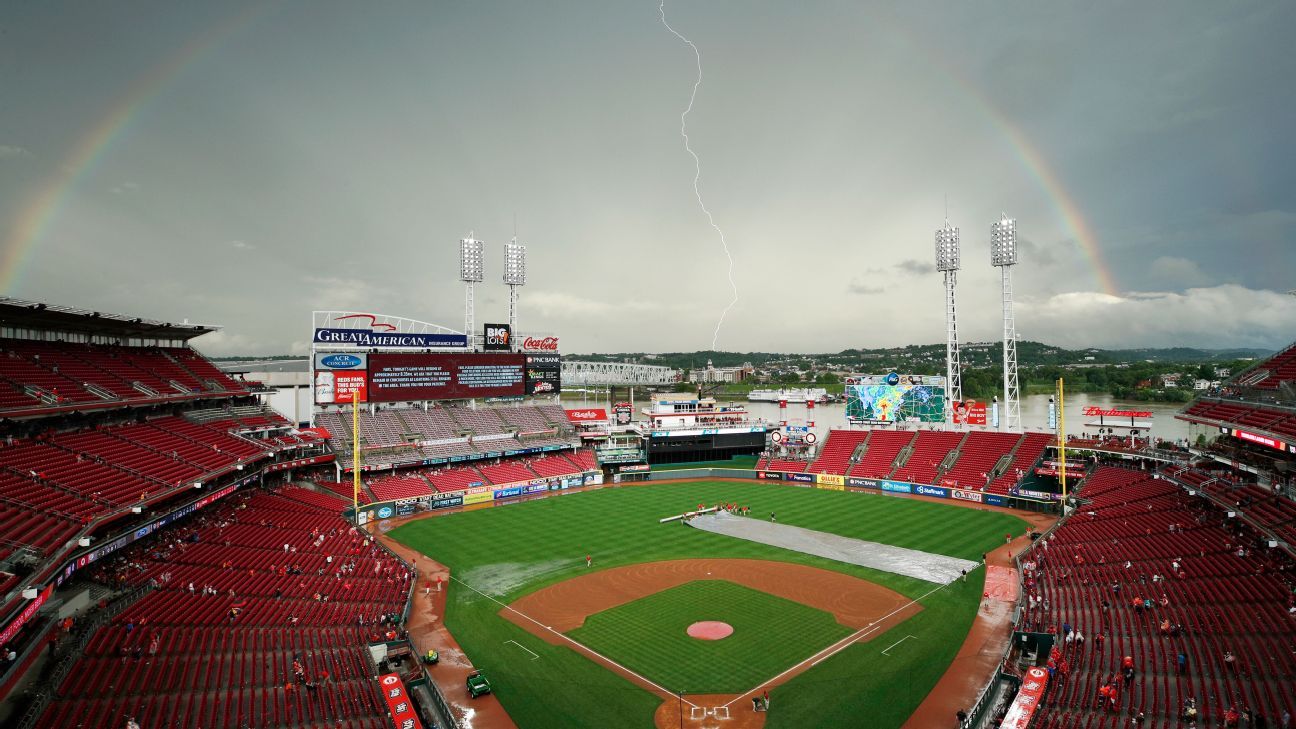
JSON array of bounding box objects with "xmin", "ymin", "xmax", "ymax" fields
[
  {"xmin": 712, "ymin": 706, "xmax": 730, "ymax": 720},
  {"xmin": 688, "ymin": 707, "xmax": 731, "ymax": 721}
]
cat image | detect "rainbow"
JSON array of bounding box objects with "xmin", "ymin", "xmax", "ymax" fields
[
  {"xmin": 2, "ymin": 6, "xmax": 1120, "ymax": 297},
  {"xmin": 890, "ymin": 20, "xmax": 1121, "ymax": 296},
  {"xmin": 0, "ymin": 4, "xmax": 266, "ymax": 291}
]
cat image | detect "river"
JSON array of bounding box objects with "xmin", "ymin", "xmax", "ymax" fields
[{"xmin": 718, "ymin": 393, "xmax": 1188, "ymax": 443}]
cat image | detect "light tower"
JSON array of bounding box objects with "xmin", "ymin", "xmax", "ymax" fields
[
  {"xmin": 935, "ymin": 221, "xmax": 962, "ymax": 423},
  {"xmin": 990, "ymin": 215, "xmax": 1022, "ymax": 432},
  {"xmin": 460, "ymin": 233, "xmax": 484, "ymax": 344},
  {"xmin": 503, "ymin": 238, "xmax": 527, "ymax": 339}
]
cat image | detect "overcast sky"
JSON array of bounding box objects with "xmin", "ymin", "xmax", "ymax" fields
[{"xmin": 1, "ymin": 1, "xmax": 1293, "ymax": 355}]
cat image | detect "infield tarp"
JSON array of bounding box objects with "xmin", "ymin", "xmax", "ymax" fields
[{"xmin": 686, "ymin": 511, "xmax": 978, "ymax": 585}]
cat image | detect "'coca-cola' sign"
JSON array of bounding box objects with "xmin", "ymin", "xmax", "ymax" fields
[
  {"xmin": 1082, "ymin": 406, "xmax": 1153, "ymax": 419},
  {"xmin": 522, "ymin": 336, "xmax": 559, "ymax": 352}
]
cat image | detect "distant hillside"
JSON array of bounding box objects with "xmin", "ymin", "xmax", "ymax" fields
[{"xmin": 571, "ymin": 342, "xmax": 1273, "ymax": 371}]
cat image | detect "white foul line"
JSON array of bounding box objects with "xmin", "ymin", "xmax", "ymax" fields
[
  {"xmin": 506, "ymin": 639, "xmax": 539, "ymax": 660},
  {"xmin": 722, "ymin": 580, "xmax": 951, "ymax": 708},
  {"xmin": 452, "ymin": 575, "xmax": 700, "ymax": 708},
  {"xmin": 881, "ymin": 634, "xmax": 918, "ymax": 656}
]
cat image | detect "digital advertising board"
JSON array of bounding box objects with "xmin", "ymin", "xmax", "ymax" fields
[
  {"xmin": 844, "ymin": 373, "xmax": 946, "ymax": 423},
  {"xmin": 367, "ymin": 353, "xmax": 525, "ymax": 402},
  {"xmin": 952, "ymin": 399, "xmax": 988, "ymax": 426},
  {"xmin": 524, "ymin": 353, "xmax": 562, "ymax": 395},
  {"xmin": 314, "ymin": 352, "xmax": 368, "ymax": 404},
  {"xmin": 483, "ymin": 323, "xmax": 512, "ymax": 352}
]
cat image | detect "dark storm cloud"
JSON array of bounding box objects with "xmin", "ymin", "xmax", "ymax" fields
[{"xmin": 1, "ymin": 0, "xmax": 1292, "ymax": 353}]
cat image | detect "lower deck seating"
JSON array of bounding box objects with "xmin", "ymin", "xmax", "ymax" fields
[
  {"xmin": 38, "ymin": 487, "xmax": 412, "ymax": 729},
  {"xmin": 1023, "ymin": 467, "xmax": 1296, "ymax": 727}
]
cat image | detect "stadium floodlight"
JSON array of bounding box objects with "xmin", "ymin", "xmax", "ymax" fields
[
  {"xmin": 991, "ymin": 214, "xmax": 1021, "ymax": 432},
  {"xmin": 461, "ymin": 233, "xmax": 484, "ymax": 344},
  {"xmin": 504, "ymin": 238, "xmax": 527, "ymax": 336},
  {"xmin": 460, "ymin": 235, "xmax": 484, "ymax": 283},
  {"xmin": 504, "ymin": 239, "xmax": 527, "ymax": 286},
  {"xmin": 990, "ymin": 215, "xmax": 1017, "ymax": 267},
  {"xmin": 935, "ymin": 223, "xmax": 961, "ymax": 272},
  {"xmin": 935, "ymin": 222, "xmax": 962, "ymax": 423}
]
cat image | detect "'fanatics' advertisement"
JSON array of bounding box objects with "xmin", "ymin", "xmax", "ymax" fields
[{"xmin": 367, "ymin": 353, "xmax": 525, "ymax": 402}]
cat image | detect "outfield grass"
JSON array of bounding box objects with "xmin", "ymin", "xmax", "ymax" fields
[
  {"xmin": 389, "ymin": 481, "xmax": 1023, "ymax": 729},
  {"xmin": 652, "ymin": 455, "xmax": 759, "ymax": 471},
  {"xmin": 568, "ymin": 580, "xmax": 852, "ymax": 693}
]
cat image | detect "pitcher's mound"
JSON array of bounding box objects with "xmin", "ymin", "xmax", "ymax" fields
[{"xmin": 687, "ymin": 621, "xmax": 734, "ymax": 640}]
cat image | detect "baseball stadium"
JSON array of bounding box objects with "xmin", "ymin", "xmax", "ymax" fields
[{"xmin": 0, "ymin": 213, "xmax": 1293, "ymax": 729}]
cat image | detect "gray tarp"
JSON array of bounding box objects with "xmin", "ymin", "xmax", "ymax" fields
[{"xmin": 686, "ymin": 511, "xmax": 978, "ymax": 585}]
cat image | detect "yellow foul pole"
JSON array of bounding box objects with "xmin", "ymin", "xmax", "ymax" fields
[
  {"xmin": 352, "ymin": 389, "xmax": 361, "ymax": 521},
  {"xmin": 1057, "ymin": 378, "xmax": 1067, "ymax": 508}
]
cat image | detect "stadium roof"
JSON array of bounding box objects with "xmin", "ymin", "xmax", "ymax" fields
[{"xmin": 0, "ymin": 297, "xmax": 219, "ymax": 341}]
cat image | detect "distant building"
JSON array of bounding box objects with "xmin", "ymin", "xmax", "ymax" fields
[{"xmin": 688, "ymin": 359, "xmax": 754, "ymax": 384}]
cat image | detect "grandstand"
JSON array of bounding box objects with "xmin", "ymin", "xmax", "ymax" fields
[
  {"xmin": 1023, "ymin": 466, "xmax": 1296, "ymax": 727},
  {"xmin": 783, "ymin": 427, "xmax": 1052, "ymax": 496},
  {"xmin": 0, "ymin": 301, "xmax": 405, "ymax": 728},
  {"xmin": 35, "ymin": 487, "xmax": 410, "ymax": 729},
  {"xmin": 314, "ymin": 403, "xmax": 579, "ymax": 473}
]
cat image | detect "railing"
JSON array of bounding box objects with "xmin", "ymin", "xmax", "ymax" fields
[{"xmin": 15, "ymin": 583, "xmax": 154, "ymax": 729}]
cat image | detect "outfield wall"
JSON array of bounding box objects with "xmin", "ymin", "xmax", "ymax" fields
[
  {"xmin": 645, "ymin": 468, "xmax": 1060, "ymax": 510},
  {"xmin": 351, "ymin": 466, "xmax": 1060, "ymax": 527}
]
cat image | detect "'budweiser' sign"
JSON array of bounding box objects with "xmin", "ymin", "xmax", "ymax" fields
[
  {"xmin": 522, "ymin": 336, "xmax": 559, "ymax": 351},
  {"xmin": 1082, "ymin": 406, "xmax": 1153, "ymax": 419}
]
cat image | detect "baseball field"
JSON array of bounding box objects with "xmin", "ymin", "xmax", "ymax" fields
[{"xmin": 388, "ymin": 479, "xmax": 1024, "ymax": 729}]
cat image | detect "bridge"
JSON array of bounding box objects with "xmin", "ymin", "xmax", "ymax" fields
[{"xmin": 561, "ymin": 361, "xmax": 679, "ymax": 387}]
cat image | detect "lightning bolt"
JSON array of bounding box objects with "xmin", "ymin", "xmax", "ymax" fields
[{"xmin": 659, "ymin": 0, "xmax": 738, "ymax": 351}]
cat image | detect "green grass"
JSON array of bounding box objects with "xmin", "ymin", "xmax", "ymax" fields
[
  {"xmin": 388, "ymin": 480, "xmax": 1023, "ymax": 729},
  {"xmin": 568, "ymin": 580, "xmax": 852, "ymax": 693},
  {"xmin": 652, "ymin": 455, "xmax": 759, "ymax": 471}
]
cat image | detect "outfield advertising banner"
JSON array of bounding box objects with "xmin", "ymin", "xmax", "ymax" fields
[
  {"xmin": 985, "ymin": 494, "xmax": 1007, "ymax": 506},
  {"xmin": 367, "ymin": 352, "xmax": 525, "ymax": 402},
  {"xmin": 492, "ymin": 486, "xmax": 523, "ymax": 500},
  {"xmin": 785, "ymin": 473, "xmax": 815, "ymax": 484},
  {"xmin": 881, "ymin": 481, "xmax": 912, "ymax": 494},
  {"xmin": 913, "ymin": 484, "xmax": 949, "ymax": 499},
  {"xmin": 758, "ymin": 471, "xmax": 783, "ymax": 481},
  {"xmin": 952, "ymin": 489, "xmax": 984, "ymax": 503},
  {"xmin": 847, "ymin": 477, "xmax": 880, "ymax": 489},
  {"xmin": 430, "ymin": 493, "xmax": 464, "ymax": 509},
  {"xmin": 815, "ymin": 474, "xmax": 845, "ymax": 486},
  {"xmin": 816, "ymin": 482, "xmax": 846, "ymax": 491},
  {"xmin": 463, "ymin": 486, "xmax": 493, "ymax": 505},
  {"xmin": 1015, "ymin": 488, "xmax": 1060, "ymax": 501}
]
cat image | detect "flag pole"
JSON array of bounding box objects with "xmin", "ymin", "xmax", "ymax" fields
[
  {"xmin": 1057, "ymin": 378, "xmax": 1067, "ymax": 511},
  {"xmin": 352, "ymin": 389, "xmax": 361, "ymax": 522}
]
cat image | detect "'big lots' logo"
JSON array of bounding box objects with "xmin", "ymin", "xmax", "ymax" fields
[
  {"xmin": 485, "ymin": 325, "xmax": 510, "ymax": 346},
  {"xmin": 522, "ymin": 336, "xmax": 559, "ymax": 351}
]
